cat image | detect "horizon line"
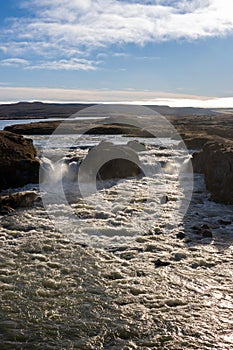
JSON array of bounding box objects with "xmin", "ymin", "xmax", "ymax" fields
[{"xmin": 1, "ymin": 99, "xmax": 233, "ymax": 109}]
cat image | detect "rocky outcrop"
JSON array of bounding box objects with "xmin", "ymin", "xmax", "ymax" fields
[
  {"xmin": 0, "ymin": 131, "xmax": 40, "ymax": 190},
  {"xmin": 191, "ymin": 151, "xmax": 206, "ymax": 173},
  {"xmin": 79, "ymin": 141, "xmax": 143, "ymax": 184},
  {"xmin": 192, "ymin": 139, "xmax": 233, "ymax": 204},
  {"xmin": 178, "ymin": 132, "xmax": 214, "ymax": 150},
  {"xmin": 0, "ymin": 191, "xmax": 39, "ymax": 214},
  {"xmin": 4, "ymin": 121, "xmax": 62, "ymax": 135},
  {"xmin": 4, "ymin": 120, "xmax": 154, "ymax": 137}
]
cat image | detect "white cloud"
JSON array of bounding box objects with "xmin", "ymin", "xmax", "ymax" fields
[
  {"xmin": 27, "ymin": 58, "xmax": 98, "ymax": 71},
  {"xmin": 18, "ymin": 0, "xmax": 233, "ymax": 44},
  {"xmin": 2, "ymin": 0, "xmax": 233, "ymax": 70},
  {"xmin": 0, "ymin": 57, "xmax": 97, "ymax": 71},
  {"xmin": 0, "ymin": 58, "xmax": 29, "ymax": 67},
  {"xmin": 0, "ymin": 85, "xmax": 210, "ymax": 103}
]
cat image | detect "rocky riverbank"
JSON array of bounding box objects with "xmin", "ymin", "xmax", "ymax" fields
[
  {"xmin": 0, "ymin": 131, "xmax": 40, "ymax": 213},
  {"xmin": 192, "ymin": 139, "xmax": 233, "ymax": 204},
  {"xmin": 0, "ymin": 131, "xmax": 39, "ymax": 190}
]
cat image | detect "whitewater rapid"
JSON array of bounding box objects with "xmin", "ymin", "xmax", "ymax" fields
[{"xmin": 0, "ymin": 135, "xmax": 233, "ymax": 349}]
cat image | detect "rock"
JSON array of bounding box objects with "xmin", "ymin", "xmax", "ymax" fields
[
  {"xmin": 0, "ymin": 205, "xmax": 14, "ymax": 215},
  {"xmin": 127, "ymin": 140, "xmax": 146, "ymax": 152},
  {"xmin": 202, "ymin": 140, "xmax": 233, "ymax": 204},
  {"xmin": 0, "ymin": 191, "xmax": 39, "ymax": 213},
  {"xmin": 5, "ymin": 120, "xmax": 154, "ymax": 137},
  {"xmin": 191, "ymin": 151, "xmax": 205, "ymax": 173},
  {"xmin": 176, "ymin": 232, "xmax": 186, "ymax": 240},
  {"xmin": 218, "ymin": 219, "xmax": 231, "ymax": 225},
  {"xmin": 201, "ymin": 224, "xmax": 210, "ymax": 229},
  {"xmin": 190, "ymin": 139, "xmax": 233, "ymax": 204},
  {"xmin": 179, "ymin": 132, "xmax": 214, "ymax": 150},
  {"xmin": 148, "ymin": 227, "xmax": 163, "ymax": 235},
  {"xmin": 202, "ymin": 230, "xmax": 213, "ymax": 238},
  {"xmin": 173, "ymin": 252, "xmax": 187, "ymax": 261},
  {"xmin": 1, "ymin": 191, "xmax": 39, "ymax": 209},
  {"xmin": 79, "ymin": 141, "xmax": 143, "ymax": 183},
  {"xmin": 0, "ymin": 131, "xmax": 40, "ymax": 190},
  {"xmin": 154, "ymin": 259, "xmax": 171, "ymax": 268},
  {"xmin": 160, "ymin": 195, "xmax": 169, "ymax": 204}
]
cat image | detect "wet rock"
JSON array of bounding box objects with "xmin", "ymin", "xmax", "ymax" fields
[
  {"xmin": 144, "ymin": 244, "xmax": 158, "ymax": 253},
  {"xmin": 119, "ymin": 251, "xmax": 137, "ymax": 260},
  {"xmin": 0, "ymin": 191, "xmax": 39, "ymax": 214},
  {"xmin": 154, "ymin": 259, "xmax": 171, "ymax": 268},
  {"xmin": 0, "ymin": 205, "xmax": 14, "ymax": 215},
  {"xmin": 104, "ymin": 271, "xmax": 124, "ymax": 280},
  {"xmin": 107, "ymin": 245, "xmax": 128, "ymax": 253},
  {"xmin": 173, "ymin": 252, "xmax": 187, "ymax": 261},
  {"xmin": 127, "ymin": 140, "xmax": 146, "ymax": 152},
  {"xmin": 192, "ymin": 151, "xmax": 205, "ymax": 173},
  {"xmin": 135, "ymin": 236, "xmax": 148, "ymax": 243},
  {"xmin": 159, "ymin": 160, "xmax": 167, "ymax": 168},
  {"xmin": 202, "ymin": 230, "xmax": 213, "ymax": 238},
  {"xmin": 176, "ymin": 232, "xmax": 186, "ymax": 240},
  {"xmin": 201, "ymin": 224, "xmax": 210, "ymax": 229},
  {"xmin": 0, "ymin": 131, "xmax": 40, "ymax": 190},
  {"xmin": 160, "ymin": 195, "xmax": 169, "ymax": 204},
  {"xmin": 79, "ymin": 141, "xmax": 143, "ymax": 184},
  {"xmin": 165, "ymin": 299, "xmax": 185, "ymax": 307},
  {"xmin": 136, "ymin": 270, "xmax": 147, "ymax": 277},
  {"xmin": 218, "ymin": 219, "xmax": 231, "ymax": 225},
  {"xmin": 77, "ymin": 242, "xmax": 88, "ymax": 249},
  {"xmin": 159, "ymin": 145, "xmax": 167, "ymax": 150},
  {"xmin": 148, "ymin": 226, "xmax": 163, "ymax": 235},
  {"xmin": 193, "ymin": 139, "xmax": 233, "ymax": 204}
]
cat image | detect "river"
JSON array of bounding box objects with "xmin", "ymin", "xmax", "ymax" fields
[{"xmin": 0, "ymin": 119, "xmax": 233, "ymax": 349}]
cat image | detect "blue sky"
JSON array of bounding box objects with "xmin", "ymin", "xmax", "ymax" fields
[{"xmin": 1, "ymin": 0, "xmax": 233, "ymax": 106}]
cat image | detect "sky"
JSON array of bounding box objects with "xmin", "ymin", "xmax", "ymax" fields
[{"xmin": 1, "ymin": 0, "xmax": 233, "ymax": 107}]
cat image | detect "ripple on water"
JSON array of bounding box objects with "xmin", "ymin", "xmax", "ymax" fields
[{"xmin": 0, "ymin": 148, "xmax": 233, "ymax": 349}]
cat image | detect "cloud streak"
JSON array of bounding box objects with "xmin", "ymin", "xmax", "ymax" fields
[
  {"xmin": 1, "ymin": 86, "xmax": 233, "ymax": 108},
  {"xmin": 1, "ymin": 0, "xmax": 233, "ymax": 70},
  {"xmin": 0, "ymin": 85, "xmax": 229, "ymax": 108},
  {"xmin": 0, "ymin": 58, "xmax": 29, "ymax": 67},
  {"xmin": 0, "ymin": 86, "xmax": 207, "ymax": 102},
  {"xmin": 27, "ymin": 58, "xmax": 98, "ymax": 71}
]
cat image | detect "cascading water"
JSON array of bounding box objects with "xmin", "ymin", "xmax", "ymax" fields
[{"xmin": 0, "ymin": 133, "xmax": 233, "ymax": 349}]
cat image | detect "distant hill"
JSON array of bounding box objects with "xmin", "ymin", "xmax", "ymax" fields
[
  {"xmin": 148, "ymin": 105, "xmax": 220, "ymax": 116},
  {"xmin": 0, "ymin": 101, "xmax": 227, "ymax": 120},
  {"xmin": 0, "ymin": 102, "xmax": 93, "ymax": 119}
]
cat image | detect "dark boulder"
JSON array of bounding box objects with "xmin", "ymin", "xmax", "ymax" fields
[
  {"xmin": 126, "ymin": 140, "xmax": 146, "ymax": 152},
  {"xmin": 202, "ymin": 230, "xmax": 213, "ymax": 238},
  {"xmin": 79, "ymin": 141, "xmax": 143, "ymax": 184},
  {"xmin": 154, "ymin": 259, "xmax": 171, "ymax": 268},
  {"xmin": 0, "ymin": 131, "xmax": 40, "ymax": 190},
  {"xmin": 218, "ymin": 219, "xmax": 231, "ymax": 225}
]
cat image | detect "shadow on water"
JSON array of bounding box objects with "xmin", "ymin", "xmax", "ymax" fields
[{"xmin": 182, "ymin": 174, "xmax": 233, "ymax": 252}]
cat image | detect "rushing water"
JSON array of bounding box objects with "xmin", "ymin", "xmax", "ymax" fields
[{"xmin": 0, "ymin": 132, "xmax": 233, "ymax": 349}]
